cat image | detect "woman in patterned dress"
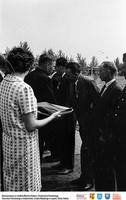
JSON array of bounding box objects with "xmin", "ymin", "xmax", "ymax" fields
[{"xmin": 0, "ymin": 47, "xmax": 60, "ymax": 191}]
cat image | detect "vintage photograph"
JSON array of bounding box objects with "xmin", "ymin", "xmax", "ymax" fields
[{"xmin": 0, "ymin": 0, "xmax": 126, "ymax": 192}]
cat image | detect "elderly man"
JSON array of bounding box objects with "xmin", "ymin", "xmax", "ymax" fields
[
  {"xmin": 93, "ymin": 61, "xmax": 122, "ymax": 191},
  {"xmin": 112, "ymin": 60, "xmax": 126, "ymax": 191}
]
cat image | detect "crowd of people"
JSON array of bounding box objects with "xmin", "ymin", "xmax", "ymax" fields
[{"xmin": 0, "ymin": 45, "xmax": 126, "ymax": 191}]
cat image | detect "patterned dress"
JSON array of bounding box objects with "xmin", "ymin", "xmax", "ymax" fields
[{"xmin": 0, "ymin": 74, "xmax": 41, "ymax": 191}]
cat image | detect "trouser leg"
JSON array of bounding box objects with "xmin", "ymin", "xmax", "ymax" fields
[
  {"xmin": 95, "ymin": 167, "xmax": 115, "ymax": 191},
  {"xmin": 115, "ymin": 141, "xmax": 126, "ymax": 191},
  {"xmin": 94, "ymin": 141, "xmax": 115, "ymax": 191},
  {"xmin": 60, "ymin": 114, "xmax": 76, "ymax": 169},
  {"xmin": 56, "ymin": 114, "xmax": 75, "ymax": 169},
  {"xmin": 79, "ymin": 121, "xmax": 94, "ymax": 183},
  {"xmin": 80, "ymin": 142, "xmax": 94, "ymax": 182}
]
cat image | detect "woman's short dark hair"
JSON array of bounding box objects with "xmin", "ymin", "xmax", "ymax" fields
[{"xmin": 7, "ymin": 47, "xmax": 34, "ymax": 73}]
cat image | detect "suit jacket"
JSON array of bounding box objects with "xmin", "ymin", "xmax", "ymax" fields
[
  {"xmin": 52, "ymin": 72, "xmax": 72, "ymax": 106},
  {"xmin": 69, "ymin": 75, "xmax": 100, "ymax": 124},
  {"xmin": 112, "ymin": 85, "xmax": 126, "ymax": 138},
  {"xmin": 52, "ymin": 72, "xmax": 61, "ymax": 98},
  {"xmin": 25, "ymin": 68, "xmax": 56, "ymax": 103},
  {"xmin": 94, "ymin": 80, "xmax": 122, "ymax": 140}
]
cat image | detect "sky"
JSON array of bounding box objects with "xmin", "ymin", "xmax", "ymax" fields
[{"xmin": 0, "ymin": 0, "xmax": 126, "ymax": 63}]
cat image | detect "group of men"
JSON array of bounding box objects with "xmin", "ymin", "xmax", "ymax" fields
[
  {"xmin": 24, "ymin": 54, "xmax": 99, "ymax": 190},
  {"xmin": 25, "ymin": 55, "xmax": 126, "ymax": 191},
  {"xmin": 25, "ymin": 53, "xmax": 126, "ymax": 191},
  {"xmin": 1, "ymin": 52, "xmax": 126, "ymax": 191},
  {"xmin": 25, "ymin": 56, "xmax": 76, "ymax": 175}
]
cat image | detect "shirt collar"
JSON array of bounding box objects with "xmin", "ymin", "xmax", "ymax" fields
[
  {"xmin": 105, "ymin": 78, "xmax": 116, "ymax": 88},
  {"xmin": 4, "ymin": 74, "xmax": 24, "ymax": 82},
  {"xmin": 75, "ymin": 79, "xmax": 78, "ymax": 86},
  {"xmin": 62, "ymin": 72, "xmax": 66, "ymax": 78},
  {"xmin": 49, "ymin": 71, "xmax": 57, "ymax": 79}
]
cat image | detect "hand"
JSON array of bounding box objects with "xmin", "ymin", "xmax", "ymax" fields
[{"xmin": 51, "ymin": 111, "xmax": 61, "ymax": 120}]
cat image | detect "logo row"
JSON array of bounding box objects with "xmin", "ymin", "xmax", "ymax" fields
[{"xmin": 76, "ymin": 193, "xmax": 121, "ymax": 200}]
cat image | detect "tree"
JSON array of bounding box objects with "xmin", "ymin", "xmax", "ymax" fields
[
  {"xmin": 57, "ymin": 50, "xmax": 66, "ymax": 58},
  {"xmin": 42, "ymin": 49, "xmax": 68, "ymax": 61},
  {"xmin": 57, "ymin": 49, "xmax": 70, "ymax": 61},
  {"xmin": 76, "ymin": 53, "xmax": 87, "ymax": 74},
  {"xmin": 114, "ymin": 57, "xmax": 122, "ymax": 72},
  {"xmin": 41, "ymin": 48, "xmax": 57, "ymax": 60},
  {"xmin": 47, "ymin": 48, "xmax": 57, "ymax": 60},
  {"xmin": 3, "ymin": 47, "xmax": 10, "ymax": 58},
  {"xmin": 34, "ymin": 55, "xmax": 39, "ymax": 68},
  {"xmin": 69, "ymin": 56, "xmax": 74, "ymax": 62},
  {"xmin": 89, "ymin": 56, "xmax": 99, "ymax": 75},
  {"xmin": 19, "ymin": 41, "xmax": 31, "ymax": 51}
]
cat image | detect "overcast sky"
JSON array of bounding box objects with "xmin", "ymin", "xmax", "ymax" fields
[{"xmin": 1, "ymin": 0, "xmax": 126, "ymax": 63}]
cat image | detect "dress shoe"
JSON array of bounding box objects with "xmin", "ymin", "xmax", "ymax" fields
[
  {"xmin": 51, "ymin": 163, "xmax": 64, "ymax": 170},
  {"xmin": 71, "ymin": 178, "xmax": 86, "ymax": 186},
  {"xmin": 71, "ymin": 178, "xmax": 94, "ymax": 190},
  {"xmin": 56, "ymin": 168, "xmax": 73, "ymax": 175},
  {"xmin": 43, "ymin": 150, "xmax": 50, "ymax": 155},
  {"xmin": 83, "ymin": 183, "xmax": 94, "ymax": 190},
  {"xmin": 43, "ymin": 155, "xmax": 59, "ymax": 163}
]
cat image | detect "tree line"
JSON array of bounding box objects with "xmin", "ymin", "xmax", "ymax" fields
[{"xmin": 2, "ymin": 41, "xmax": 125, "ymax": 76}]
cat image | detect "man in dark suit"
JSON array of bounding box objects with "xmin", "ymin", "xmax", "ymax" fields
[
  {"xmin": 93, "ymin": 61, "xmax": 122, "ymax": 191},
  {"xmin": 112, "ymin": 62, "xmax": 126, "ymax": 191},
  {"xmin": 25, "ymin": 54, "xmax": 57, "ymax": 163},
  {"xmin": 25, "ymin": 54, "xmax": 55, "ymax": 103},
  {"xmin": 52, "ymin": 57, "xmax": 70, "ymax": 105},
  {"xmin": 67, "ymin": 62, "xmax": 100, "ymax": 190},
  {"xmin": 51, "ymin": 58, "xmax": 76, "ymax": 174}
]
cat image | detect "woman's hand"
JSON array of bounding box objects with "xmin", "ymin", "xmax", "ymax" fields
[
  {"xmin": 23, "ymin": 111, "xmax": 62, "ymax": 132},
  {"xmin": 51, "ymin": 111, "xmax": 61, "ymax": 120}
]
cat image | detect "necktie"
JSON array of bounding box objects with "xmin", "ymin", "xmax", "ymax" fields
[{"xmin": 100, "ymin": 84, "xmax": 106, "ymax": 96}]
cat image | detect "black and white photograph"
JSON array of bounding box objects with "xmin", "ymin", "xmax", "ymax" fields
[{"xmin": 0, "ymin": 0, "xmax": 126, "ymax": 193}]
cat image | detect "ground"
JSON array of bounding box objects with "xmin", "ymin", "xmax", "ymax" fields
[{"xmin": 41, "ymin": 130, "xmax": 95, "ymax": 191}]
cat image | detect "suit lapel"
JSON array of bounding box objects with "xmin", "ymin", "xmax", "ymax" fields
[
  {"xmin": 100, "ymin": 84, "xmax": 106, "ymax": 96},
  {"xmin": 101, "ymin": 81, "xmax": 116, "ymax": 97}
]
